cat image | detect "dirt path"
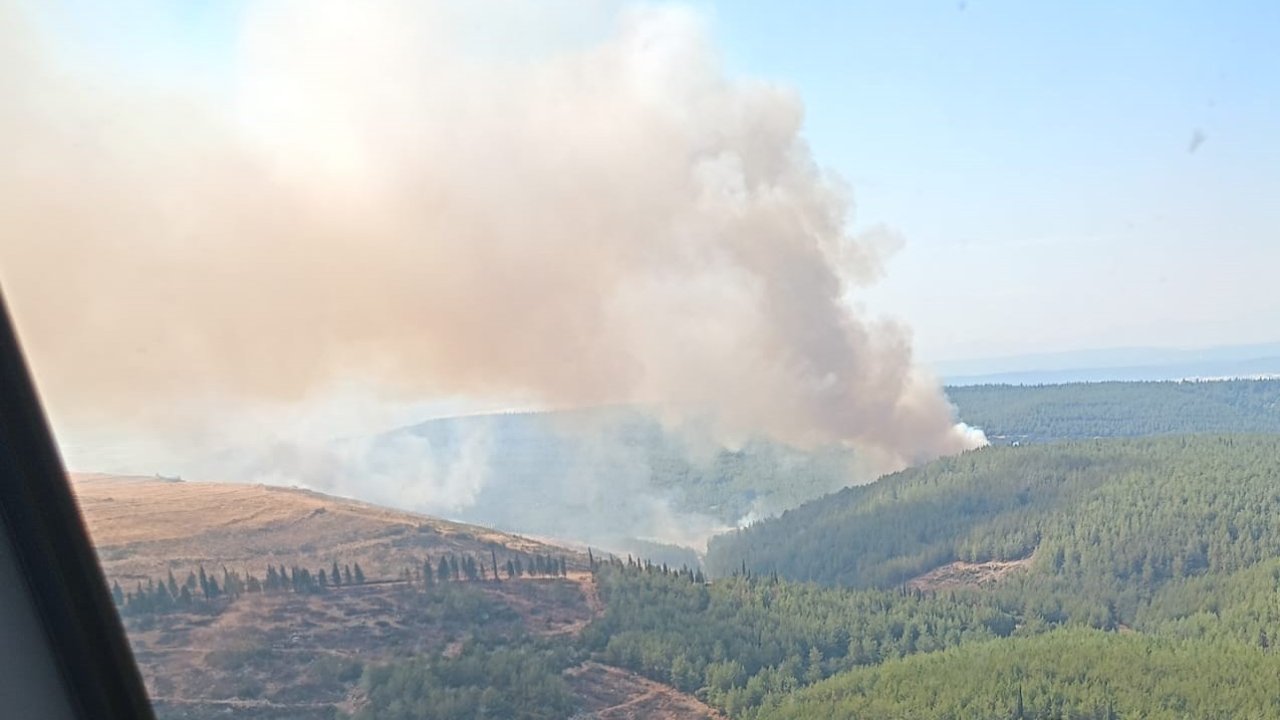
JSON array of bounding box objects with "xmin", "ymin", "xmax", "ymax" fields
[
  {"xmin": 566, "ymin": 662, "xmax": 725, "ymax": 720},
  {"xmin": 551, "ymin": 571, "xmax": 604, "ymax": 637}
]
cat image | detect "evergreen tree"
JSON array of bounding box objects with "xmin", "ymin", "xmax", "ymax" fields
[
  {"xmin": 354, "ymin": 563, "xmax": 366, "ymax": 584},
  {"xmin": 344, "ymin": 564, "xmax": 353, "ymax": 585},
  {"xmin": 805, "ymin": 647, "xmax": 824, "ymax": 684},
  {"xmin": 438, "ymin": 557, "xmax": 451, "ymax": 583},
  {"xmin": 332, "ymin": 560, "xmax": 343, "ymax": 587},
  {"xmin": 111, "ymin": 580, "xmax": 124, "ymax": 606}
]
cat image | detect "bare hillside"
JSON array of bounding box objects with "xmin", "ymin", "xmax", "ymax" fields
[
  {"xmin": 71, "ymin": 474, "xmax": 714, "ymax": 720},
  {"xmin": 73, "ymin": 474, "xmax": 571, "ymax": 581}
]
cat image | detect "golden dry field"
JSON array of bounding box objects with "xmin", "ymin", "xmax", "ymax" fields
[{"xmin": 71, "ymin": 474, "xmax": 710, "ymax": 720}]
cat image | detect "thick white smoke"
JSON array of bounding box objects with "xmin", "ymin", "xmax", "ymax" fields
[{"xmin": 0, "ymin": 2, "xmax": 983, "ymax": 515}]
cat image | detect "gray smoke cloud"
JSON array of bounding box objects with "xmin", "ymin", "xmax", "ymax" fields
[{"xmin": 0, "ymin": 2, "xmax": 983, "ymax": 508}]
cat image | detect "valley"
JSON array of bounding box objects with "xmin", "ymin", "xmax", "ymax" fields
[{"xmin": 74, "ymin": 380, "xmax": 1280, "ymax": 719}]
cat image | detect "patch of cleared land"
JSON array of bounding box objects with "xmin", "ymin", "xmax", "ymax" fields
[
  {"xmin": 567, "ymin": 662, "xmax": 726, "ymax": 720},
  {"xmin": 906, "ymin": 555, "xmax": 1035, "ymax": 592}
]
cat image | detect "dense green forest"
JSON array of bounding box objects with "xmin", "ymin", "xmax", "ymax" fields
[
  {"xmin": 582, "ymin": 565, "xmax": 1017, "ymax": 714},
  {"xmin": 583, "ymin": 547, "xmax": 1280, "ymax": 718},
  {"xmin": 755, "ymin": 629, "xmax": 1280, "ymax": 720},
  {"xmin": 354, "ymin": 637, "xmax": 580, "ymax": 720},
  {"xmin": 707, "ymin": 437, "xmax": 1280, "ymax": 602},
  {"xmin": 948, "ymin": 379, "xmax": 1280, "ymax": 442}
]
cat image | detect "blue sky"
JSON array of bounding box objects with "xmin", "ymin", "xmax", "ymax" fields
[
  {"xmin": 701, "ymin": 1, "xmax": 1280, "ymax": 361},
  {"xmin": 33, "ymin": 0, "xmax": 1280, "ymax": 364}
]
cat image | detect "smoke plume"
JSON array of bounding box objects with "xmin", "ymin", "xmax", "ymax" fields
[{"xmin": 0, "ymin": 2, "xmax": 982, "ymax": 482}]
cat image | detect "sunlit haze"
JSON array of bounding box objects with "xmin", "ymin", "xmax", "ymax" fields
[{"xmin": 26, "ymin": 0, "xmax": 1280, "ymax": 365}]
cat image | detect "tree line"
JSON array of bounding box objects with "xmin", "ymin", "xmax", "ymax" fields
[
  {"xmin": 114, "ymin": 560, "xmax": 369, "ymax": 615},
  {"xmin": 116, "ymin": 550, "xmax": 575, "ymax": 616}
]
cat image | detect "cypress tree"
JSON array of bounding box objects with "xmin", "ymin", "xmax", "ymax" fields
[
  {"xmin": 332, "ymin": 561, "xmax": 343, "ymax": 587},
  {"xmin": 353, "ymin": 563, "xmax": 365, "ymax": 584}
]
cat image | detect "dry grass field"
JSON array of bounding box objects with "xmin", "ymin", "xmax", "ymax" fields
[
  {"xmin": 72, "ymin": 474, "xmax": 711, "ymax": 719},
  {"xmin": 73, "ymin": 473, "xmax": 570, "ymax": 582}
]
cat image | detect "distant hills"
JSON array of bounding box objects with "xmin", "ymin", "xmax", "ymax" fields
[
  {"xmin": 947, "ymin": 379, "xmax": 1280, "ymax": 444},
  {"xmin": 349, "ymin": 407, "xmax": 854, "ymax": 555},
  {"xmin": 936, "ymin": 341, "xmax": 1280, "ymax": 385}
]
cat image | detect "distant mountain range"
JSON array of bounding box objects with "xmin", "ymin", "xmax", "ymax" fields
[{"xmin": 935, "ymin": 341, "xmax": 1280, "ymax": 385}]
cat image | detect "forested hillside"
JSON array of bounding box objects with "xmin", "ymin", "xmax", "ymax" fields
[
  {"xmin": 948, "ymin": 379, "xmax": 1280, "ymax": 443},
  {"xmin": 583, "ymin": 551, "xmax": 1280, "ymax": 718},
  {"xmin": 707, "ymin": 437, "xmax": 1280, "ymax": 621},
  {"xmin": 577, "ymin": 436, "xmax": 1280, "ymax": 717},
  {"xmin": 754, "ymin": 630, "xmax": 1280, "ymax": 720},
  {"xmin": 583, "ymin": 565, "xmax": 1017, "ymax": 715}
]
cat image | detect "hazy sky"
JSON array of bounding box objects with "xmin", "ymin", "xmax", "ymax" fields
[{"xmin": 30, "ymin": 0, "xmax": 1280, "ymax": 365}]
